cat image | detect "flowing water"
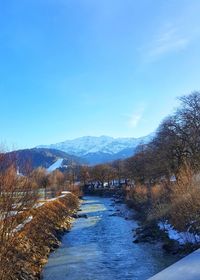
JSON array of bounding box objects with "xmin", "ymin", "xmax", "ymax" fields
[{"xmin": 42, "ymin": 196, "xmax": 179, "ymax": 280}]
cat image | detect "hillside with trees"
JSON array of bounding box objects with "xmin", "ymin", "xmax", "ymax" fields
[{"xmin": 3, "ymin": 148, "xmax": 83, "ymax": 174}]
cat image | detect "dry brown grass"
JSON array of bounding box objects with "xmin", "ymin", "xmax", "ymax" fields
[
  {"xmin": 128, "ymin": 184, "xmax": 148, "ymax": 207},
  {"xmin": 147, "ymin": 165, "xmax": 200, "ymax": 238}
]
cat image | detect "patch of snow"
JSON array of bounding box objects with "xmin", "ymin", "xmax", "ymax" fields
[
  {"xmin": 34, "ymin": 202, "xmax": 45, "ymax": 208},
  {"xmin": 61, "ymin": 191, "xmax": 71, "ymax": 195},
  {"xmin": 170, "ymin": 175, "xmax": 177, "ymax": 182},
  {"xmin": 47, "ymin": 158, "xmax": 63, "ymax": 173},
  {"xmin": 14, "ymin": 216, "xmax": 33, "ymax": 232},
  {"xmin": 158, "ymin": 221, "xmax": 200, "ymax": 244},
  {"xmin": 16, "ymin": 167, "xmax": 24, "ymax": 177},
  {"xmin": 8, "ymin": 211, "xmax": 18, "ymax": 217},
  {"xmin": 46, "ymin": 193, "xmax": 71, "ymax": 202},
  {"xmin": 34, "ymin": 192, "xmax": 71, "ymax": 207}
]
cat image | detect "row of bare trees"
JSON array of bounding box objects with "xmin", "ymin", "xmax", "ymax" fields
[
  {"xmin": 30, "ymin": 167, "xmax": 68, "ymax": 198},
  {"xmin": 123, "ymin": 92, "xmax": 200, "ymax": 239},
  {"xmin": 79, "ymin": 160, "xmax": 127, "ymax": 188},
  {"xmin": 124, "ymin": 92, "xmax": 200, "ymax": 184}
]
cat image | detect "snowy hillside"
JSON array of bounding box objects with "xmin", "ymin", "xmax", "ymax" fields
[
  {"xmin": 38, "ymin": 134, "xmax": 154, "ymax": 165},
  {"xmin": 47, "ymin": 158, "xmax": 64, "ymax": 173},
  {"xmin": 5, "ymin": 148, "xmax": 82, "ymax": 174}
]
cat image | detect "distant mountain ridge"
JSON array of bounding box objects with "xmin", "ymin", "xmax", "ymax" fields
[
  {"xmin": 4, "ymin": 148, "xmax": 82, "ymax": 174},
  {"xmin": 38, "ymin": 134, "xmax": 154, "ymax": 165}
]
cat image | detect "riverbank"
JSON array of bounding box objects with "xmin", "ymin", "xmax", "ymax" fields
[
  {"xmin": 124, "ymin": 197, "xmax": 198, "ymax": 257},
  {"xmin": 3, "ymin": 193, "xmax": 79, "ymax": 280}
]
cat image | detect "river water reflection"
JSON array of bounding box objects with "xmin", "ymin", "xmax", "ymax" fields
[{"xmin": 42, "ymin": 196, "xmax": 179, "ymax": 280}]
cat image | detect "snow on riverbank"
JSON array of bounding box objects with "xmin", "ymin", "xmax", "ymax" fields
[
  {"xmin": 14, "ymin": 216, "xmax": 33, "ymax": 232},
  {"xmin": 13, "ymin": 193, "xmax": 72, "ymax": 232},
  {"xmin": 35, "ymin": 192, "xmax": 71, "ymax": 207},
  {"xmin": 158, "ymin": 221, "xmax": 200, "ymax": 244}
]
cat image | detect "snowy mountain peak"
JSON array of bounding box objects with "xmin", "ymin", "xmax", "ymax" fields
[{"xmin": 37, "ymin": 134, "xmax": 154, "ymax": 165}]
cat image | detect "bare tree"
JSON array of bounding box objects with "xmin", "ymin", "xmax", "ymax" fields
[{"xmin": 0, "ymin": 154, "xmax": 38, "ymax": 279}]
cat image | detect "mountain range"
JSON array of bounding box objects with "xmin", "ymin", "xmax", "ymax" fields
[{"xmin": 38, "ymin": 134, "xmax": 154, "ymax": 165}]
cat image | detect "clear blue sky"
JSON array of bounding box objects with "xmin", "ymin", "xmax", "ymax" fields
[{"xmin": 1, "ymin": 0, "xmax": 200, "ymax": 149}]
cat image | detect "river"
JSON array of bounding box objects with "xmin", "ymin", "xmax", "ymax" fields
[{"xmin": 42, "ymin": 196, "xmax": 179, "ymax": 280}]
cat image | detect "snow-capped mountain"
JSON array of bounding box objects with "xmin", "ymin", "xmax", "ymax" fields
[{"xmin": 38, "ymin": 134, "xmax": 154, "ymax": 165}]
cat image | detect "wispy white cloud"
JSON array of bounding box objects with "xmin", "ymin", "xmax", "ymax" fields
[
  {"xmin": 127, "ymin": 107, "xmax": 145, "ymax": 128},
  {"xmin": 129, "ymin": 112, "xmax": 142, "ymax": 128},
  {"xmin": 141, "ymin": 24, "xmax": 191, "ymax": 62}
]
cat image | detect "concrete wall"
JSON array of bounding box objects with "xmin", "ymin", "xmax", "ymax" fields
[{"xmin": 149, "ymin": 249, "xmax": 200, "ymax": 280}]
